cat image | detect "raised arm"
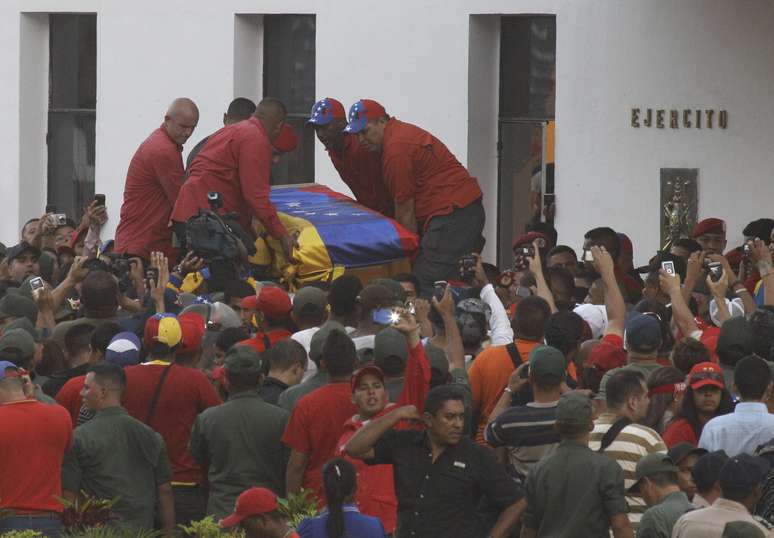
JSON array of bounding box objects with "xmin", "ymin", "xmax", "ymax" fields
[
  {"xmin": 660, "ymin": 270, "xmax": 700, "ymax": 337},
  {"xmin": 528, "ymin": 241, "xmax": 557, "ymax": 314},
  {"xmin": 472, "ymin": 253, "xmax": 514, "ymax": 345},
  {"xmin": 592, "ymin": 246, "xmax": 625, "ymax": 338},
  {"xmin": 345, "ymin": 405, "xmax": 420, "ymax": 460}
]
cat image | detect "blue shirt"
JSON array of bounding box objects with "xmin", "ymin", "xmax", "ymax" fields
[
  {"xmin": 699, "ymin": 402, "xmax": 774, "ymax": 456},
  {"xmin": 297, "ymin": 505, "xmax": 387, "ymax": 538}
]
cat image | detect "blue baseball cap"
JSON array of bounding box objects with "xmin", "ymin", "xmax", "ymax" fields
[
  {"xmin": 344, "ymin": 99, "xmax": 387, "ymax": 134},
  {"xmin": 624, "ymin": 312, "xmax": 662, "ymax": 354},
  {"xmin": 0, "ymin": 360, "xmax": 22, "ymax": 380},
  {"xmin": 307, "ymin": 98, "xmax": 346, "ymax": 126}
]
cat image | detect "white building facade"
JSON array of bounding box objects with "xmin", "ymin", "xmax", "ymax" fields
[{"xmin": 2, "ymin": 0, "xmax": 773, "ymax": 265}]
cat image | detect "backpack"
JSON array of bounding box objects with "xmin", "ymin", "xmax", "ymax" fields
[{"xmin": 185, "ymin": 209, "xmax": 247, "ymax": 261}]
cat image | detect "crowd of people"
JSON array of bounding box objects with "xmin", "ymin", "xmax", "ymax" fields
[{"xmin": 2, "ymin": 92, "xmax": 774, "ymax": 538}]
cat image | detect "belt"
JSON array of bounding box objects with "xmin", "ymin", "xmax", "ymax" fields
[
  {"xmin": 5, "ymin": 511, "xmax": 60, "ymax": 518},
  {"xmin": 171, "ymin": 482, "xmax": 199, "ymax": 487}
]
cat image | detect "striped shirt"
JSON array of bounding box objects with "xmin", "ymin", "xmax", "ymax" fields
[
  {"xmin": 588, "ymin": 413, "xmax": 667, "ymax": 529},
  {"xmin": 485, "ymin": 401, "xmax": 560, "ymax": 478}
]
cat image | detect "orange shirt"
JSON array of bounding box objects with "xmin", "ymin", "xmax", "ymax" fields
[
  {"xmin": 381, "ymin": 118, "xmax": 482, "ymax": 228},
  {"xmin": 469, "ymin": 338, "xmax": 540, "ymax": 444}
]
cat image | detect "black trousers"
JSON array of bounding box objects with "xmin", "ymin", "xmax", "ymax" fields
[{"xmin": 413, "ymin": 198, "xmax": 485, "ymax": 298}]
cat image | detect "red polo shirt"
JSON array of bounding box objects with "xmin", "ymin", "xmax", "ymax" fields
[
  {"xmin": 123, "ymin": 362, "xmax": 222, "ymax": 483},
  {"xmin": 381, "ymin": 118, "xmax": 482, "ymax": 228},
  {"xmin": 0, "ymin": 399, "xmax": 72, "ymax": 513},
  {"xmin": 328, "ymin": 135, "xmax": 393, "ymax": 217},
  {"xmin": 55, "ymin": 374, "xmax": 86, "ymax": 426},
  {"xmin": 281, "ymin": 383, "xmax": 357, "ymax": 506},
  {"xmin": 115, "ymin": 125, "xmax": 184, "ymax": 260},
  {"xmin": 171, "ymin": 117, "xmax": 288, "ymax": 239},
  {"xmin": 238, "ymin": 328, "xmax": 293, "ymax": 354}
]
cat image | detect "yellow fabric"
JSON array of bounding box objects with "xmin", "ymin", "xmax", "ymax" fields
[
  {"xmin": 546, "ymin": 120, "xmax": 555, "ymax": 164},
  {"xmin": 251, "ymin": 212, "xmax": 345, "ymax": 291},
  {"xmin": 181, "ymin": 272, "xmax": 205, "ymax": 294}
]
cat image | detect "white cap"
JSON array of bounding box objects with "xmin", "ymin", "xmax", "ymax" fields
[
  {"xmin": 573, "ymin": 303, "xmax": 608, "ymax": 339},
  {"xmin": 709, "ymin": 298, "xmax": 745, "ymax": 327}
]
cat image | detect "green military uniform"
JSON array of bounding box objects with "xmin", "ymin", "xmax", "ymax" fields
[
  {"xmin": 638, "ymin": 491, "xmax": 694, "ymax": 538},
  {"xmin": 277, "ymin": 371, "xmax": 328, "ymax": 410},
  {"xmin": 190, "ymin": 380, "xmax": 289, "ymax": 518},
  {"xmin": 61, "ymin": 406, "xmax": 171, "ymax": 530}
]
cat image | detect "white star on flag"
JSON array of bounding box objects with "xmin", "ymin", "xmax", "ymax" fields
[
  {"xmin": 286, "ymin": 202, "xmax": 301, "ymax": 208},
  {"xmin": 324, "ymin": 212, "xmax": 339, "ymax": 216}
]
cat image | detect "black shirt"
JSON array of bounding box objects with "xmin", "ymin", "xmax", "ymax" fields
[
  {"xmin": 258, "ymin": 377, "xmax": 289, "ymax": 406},
  {"xmin": 42, "ymin": 362, "xmax": 90, "ymax": 398},
  {"xmin": 365, "ymin": 429, "xmax": 524, "ymax": 538}
]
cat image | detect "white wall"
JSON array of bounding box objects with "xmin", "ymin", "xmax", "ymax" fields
[{"xmin": 2, "ymin": 0, "xmax": 773, "ymax": 266}]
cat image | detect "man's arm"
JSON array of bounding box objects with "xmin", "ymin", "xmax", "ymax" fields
[
  {"xmin": 51, "ymin": 256, "xmax": 89, "ymax": 312},
  {"xmin": 434, "ymin": 285, "xmax": 466, "ymax": 371},
  {"xmin": 609, "ymin": 513, "xmax": 634, "ymax": 538},
  {"xmin": 237, "ymin": 133, "xmax": 288, "ymax": 240},
  {"xmin": 285, "ymin": 449, "xmax": 309, "ymax": 495},
  {"xmin": 660, "ymin": 271, "xmax": 700, "ymax": 337},
  {"xmin": 151, "ymin": 148, "xmax": 185, "ymax": 205},
  {"xmin": 345, "ymin": 405, "xmax": 420, "ymax": 460},
  {"xmin": 593, "ymin": 246, "xmax": 625, "ymax": 338},
  {"xmin": 392, "ymin": 312, "xmax": 431, "ymax": 412},
  {"xmin": 490, "ymin": 497, "xmax": 527, "ymax": 538},
  {"xmin": 682, "ymin": 251, "xmax": 705, "ymax": 302},
  {"xmin": 472, "ymin": 254, "xmax": 514, "ymax": 345},
  {"xmin": 707, "ymin": 272, "xmax": 731, "ymax": 324},
  {"xmin": 394, "ymin": 199, "xmax": 417, "ymax": 234},
  {"xmin": 528, "ymin": 243, "xmax": 557, "ymax": 313},
  {"xmin": 157, "ymin": 483, "xmax": 175, "ymax": 537},
  {"xmin": 484, "ymin": 370, "xmax": 529, "ymax": 446},
  {"xmin": 383, "ymin": 149, "xmax": 417, "ymax": 233}
]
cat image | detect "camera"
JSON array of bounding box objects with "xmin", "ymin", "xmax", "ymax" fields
[
  {"xmin": 94, "ymin": 194, "xmax": 106, "ymax": 207},
  {"xmin": 207, "ymin": 191, "xmax": 223, "ymax": 211},
  {"xmin": 433, "ymin": 281, "xmax": 447, "ymax": 302},
  {"xmin": 705, "ymin": 260, "xmax": 723, "ymax": 282},
  {"xmin": 743, "ymin": 243, "xmax": 752, "ymax": 258},
  {"xmin": 459, "ymin": 254, "xmax": 477, "ymax": 281},
  {"xmin": 54, "ymin": 213, "xmax": 68, "ymax": 226},
  {"xmin": 513, "ymin": 246, "xmax": 535, "ymax": 271}
]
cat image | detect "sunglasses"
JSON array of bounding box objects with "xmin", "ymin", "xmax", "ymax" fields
[{"xmin": 689, "ymin": 371, "xmax": 724, "ymax": 385}]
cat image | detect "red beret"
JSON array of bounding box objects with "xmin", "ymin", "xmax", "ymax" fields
[
  {"xmin": 692, "ymin": 218, "xmax": 726, "ymax": 238},
  {"xmin": 273, "ymin": 123, "xmax": 298, "ymax": 154},
  {"xmin": 243, "ymin": 287, "xmax": 292, "ymax": 321},
  {"xmin": 513, "ymin": 232, "xmax": 550, "ymax": 250}
]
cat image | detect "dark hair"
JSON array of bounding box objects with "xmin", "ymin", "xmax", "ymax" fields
[
  {"xmin": 80, "ymin": 270, "xmax": 119, "ymax": 316},
  {"xmin": 424, "ymin": 385, "xmax": 465, "ymax": 416},
  {"xmin": 223, "ymin": 280, "xmax": 256, "ymax": 303},
  {"xmin": 482, "ymin": 263, "xmax": 501, "ymax": 283},
  {"xmin": 545, "ymin": 267, "xmax": 575, "ymax": 309},
  {"xmin": 225, "ymin": 359, "xmax": 263, "ymax": 391},
  {"xmin": 89, "ymin": 362, "xmax": 127, "ymax": 393},
  {"xmin": 226, "ymin": 97, "xmax": 256, "ymax": 119},
  {"xmin": 544, "ymin": 311, "xmax": 585, "ymax": 357},
  {"xmin": 675, "ymin": 384, "xmax": 734, "ymax": 440},
  {"xmin": 750, "ymin": 307, "xmax": 774, "ymax": 361},
  {"xmin": 65, "ymin": 323, "xmax": 96, "ymax": 358},
  {"xmin": 322, "ymin": 330, "xmax": 356, "ymax": 377},
  {"xmin": 605, "ymin": 369, "xmax": 646, "ymax": 409},
  {"xmin": 357, "ymin": 284, "xmax": 394, "ymax": 320},
  {"xmin": 734, "ymin": 355, "xmax": 772, "ymax": 400},
  {"xmin": 584, "ymin": 227, "xmax": 621, "ymax": 261},
  {"xmin": 322, "ymin": 458, "xmax": 357, "ymax": 538},
  {"xmin": 392, "ymin": 273, "xmax": 421, "ymax": 296},
  {"xmin": 90, "ymin": 322, "xmax": 122, "ymax": 356},
  {"xmin": 644, "ymin": 367, "xmax": 685, "ymax": 432},
  {"xmin": 36, "ymin": 340, "xmax": 67, "ymax": 377},
  {"xmin": 512, "ymin": 296, "xmax": 551, "ymax": 341},
  {"xmin": 634, "ymin": 299, "xmax": 674, "ymax": 356},
  {"xmin": 328, "ymin": 275, "xmax": 363, "ymax": 318},
  {"xmin": 673, "ymin": 238, "xmax": 702, "ymax": 254},
  {"xmin": 671, "ymin": 338, "xmax": 711, "ymax": 375},
  {"xmin": 216, "ymin": 327, "xmax": 249, "ymax": 353},
  {"xmin": 720, "ymin": 484, "xmax": 753, "ymax": 503},
  {"xmin": 526, "ymin": 221, "xmax": 557, "ymax": 248},
  {"xmin": 547, "ymin": 245, "xmax": 577, "ymax": 261},
  {"xmin": 264, "ymin": 339, "xmax": 307, "ymax": 373}
]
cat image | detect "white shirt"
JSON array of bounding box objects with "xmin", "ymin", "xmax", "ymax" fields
[
  {"xmin": 480, "ymin": 283, "xmax": 514, "ymax": 346},
  {"xmin": 699, "ymin": 402, "xmax": 774, "ymax": 456}
]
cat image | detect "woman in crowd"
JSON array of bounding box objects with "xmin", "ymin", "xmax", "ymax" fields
[
  {"xmin": 644, "ymin": 366, "xmax": 686, "ymax": 434},
  {"xmin": 662, "ymin": 362, "xmax": 734, "ymax": 447},
  {"xmin": 297, "ymin": 458, "xmax": 386, "ymax": 538}
]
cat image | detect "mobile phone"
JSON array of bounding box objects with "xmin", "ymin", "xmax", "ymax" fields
[
  {"xmin": 661, "ymin": 261, "xmax": 675, "ymax": 276},
  {"xmin": 54, "ymin": 213, "xmax": 68, "ymax": 226},
  {"xmin": 94, "ymin": 194, "xmax": 105, "ymax": 207},
  {"xmin": 372, "ymin": 308, "xmax": 396, "ymax": 325},
  {"xmin": 433, "ymin": 281, "xmax": 447, "ymax": 302},
  {"xmin": 707, "ymin": 261, "xmax": 723, "ymax": 282},
  {"xmin": 29, "ymin": 277, "xmax": 44, "ymax": 292},
  {"xmin": 459, "ymin": 254, "xmax": 477, "ymax": 280},
  {"xmin": 582, "ymin": 250, "xmax": 594, "ymax": 263},
  {"xmin": 45, "ymin": 204, "xmax": 56, "ymax": 214},
  {"xmin": 146, "ymin": 267, "xmax": 159, "ymax": 285}
]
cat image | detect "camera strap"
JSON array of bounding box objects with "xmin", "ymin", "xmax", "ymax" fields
[{"xmin": 505, "ymin": 343, "xmax": 522, "ymax": 370}]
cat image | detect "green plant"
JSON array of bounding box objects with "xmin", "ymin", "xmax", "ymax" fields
[
  {"xmin": 63, "ymin": 527, "xmax": 161, "ymax": 538},
  {"xmin": 57, "ymin": 492, "xmax": 118, "ymax": 531},
  {"xmin": 0, "ymin": 531, "xmax": 44, "ymax": 538},
  {"xmin": 277, "ymin": 489, "xmax": 320, "ymax": 530},
  {"xmin": 178, "ymin": 516, "xmax": 244, "ymax": 538}
]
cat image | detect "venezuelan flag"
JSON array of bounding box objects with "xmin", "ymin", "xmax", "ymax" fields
[{"xmin": 251, "ymin": 185, "xmax": 419, "ymax": 287}]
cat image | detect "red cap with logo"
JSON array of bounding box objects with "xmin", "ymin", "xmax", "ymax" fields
[
  {"xmin": 688, "ymin": 361, "xmax": 725, "ymax": 390},
  {"xmin": 350, "ymin": 365, "xmax": 385, "ymax": 392},
  {"xmin": 219, "ymin": 487, "xmax": 279, "ymax": 529}
]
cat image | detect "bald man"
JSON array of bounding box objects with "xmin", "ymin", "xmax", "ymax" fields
[
  {"xmin": 171, "ymin": 98, "xmax": 295, "ymax": 261},
  {"xmin": 115, "ymin": 98, "xmax": 199, "ymax": 261},
  {"xmin": 185, "ymin": 97, "xmax": 256, "ymax": 171}
]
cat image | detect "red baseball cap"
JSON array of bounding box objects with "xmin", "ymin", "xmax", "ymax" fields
[
  {"xmin": 586, "ymin": 334, "xmax": 627, "ymax": 373},
  {"xmin": 307, "ymin": 97, "xmax": 346, "ymax": 125},
  {"xmin": 344, "ymin": 99, "xmax": 387, "ymax": 134},
  {"xmin": 273, "ymin": 123, "xmax": 298, "ymax": 154},
  {"xmin": 692, "ymin": 218, "xmax": 726, "ymax": 238},
  {"xmin": 220, "ymin": 487, "xmax": 278, "ymax": 529},
  {"xmin": 688, "ymin": 361, "xmax": 725, "ymax": 390},
  {"xmin": 143, "ymin": 313, "xmax": 182, "ymax": 349},
  {"xmin": 350, "ymin": 365, "xmax": 385, "ymax": 392},
  {"xmin": 242, "ymin": 287, "xmax": 292, "ymax": 322},
  {"xmin": 177, "ymin": 312, "xmax": 205, "ymax": 355}
]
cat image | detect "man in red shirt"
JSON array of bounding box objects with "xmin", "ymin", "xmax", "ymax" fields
[
  {"xmin": 171, "ymin": 98, "xmax": 295, "ymax": 262},
  {"xmin": 115, "ymin": 98, "xmax": 199, "ymax": 261},
  {"xmin": 335, "ymin": 313, "xmax": 431, "ymax": 534},
  {"xmin": 239, "ymin": 286, "xmax": 293, "ymax": 353},
  {"xmin": 345, "ymin": 99, "xmax": 485, "ymax": 296},
  {"xmin": 0, "ymin": 361, "xmax": 72, "ymax": 537},
  {"xmin": 307, "ymin": 97, "xmax": 393, "ymax": 216},
  {"xmin": 282, "ymin": 329, "xmax": 358, "ymax": 506},
  {"xmin": 122, "ymin": 314, "xmax": 221, "ymax": 526}
]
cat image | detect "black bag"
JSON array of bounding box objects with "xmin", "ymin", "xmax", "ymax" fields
[{"xmin": 185, "ymin": 209, "xmax": 246, "ymax": 261}]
